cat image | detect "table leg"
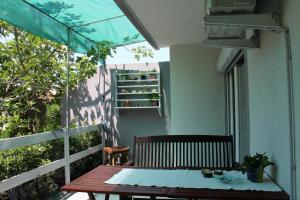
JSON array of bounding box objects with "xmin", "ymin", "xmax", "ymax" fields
[
  {"xmin": 112, "ymin": 153, "xmax": 115, "ymax": 166},
  {"xmin": 88, "ymin": 193, "xmax": 96, "ymax": 200},
  {"xmin": 119, "ymin": 195, "xmax": 132, "ymax": 200},
  {"xmin": 105, "ymin": 194, "xmax": 110, "ymax": 200}
]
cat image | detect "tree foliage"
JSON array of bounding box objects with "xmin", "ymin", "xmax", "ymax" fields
[
  {"xmin": 0, "ymin": 18, "xmax": 155, "ymax": 199},
  {"xmin": 0, "ymin": 20, "xmax": 101, "ymax": 199},
  {"xmin": 131, "ymin": 45, "xmax": 154, "ymax": 61},
  {"xmin": 0, "ymin": 20, "xmax": 99, "ymax": 137}
]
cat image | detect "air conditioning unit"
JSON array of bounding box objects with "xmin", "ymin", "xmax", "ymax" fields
[
  {"xmin": 206, "ymin": 26, "xmax": 245, "ymax": 39},
  {"xmin": 207, "ymin": 0, "xmax": 256, "ymax": 14},
  {"xmin": 203, "ymin": 28, "xmax": 259, "ymax": 49},
  {"xmin": 204, "ymin": 14, "xmax": 282, "ymax": 31}
]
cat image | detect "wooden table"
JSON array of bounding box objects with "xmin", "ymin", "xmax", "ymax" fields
[{"xmin": 61, "ymin": 165, "xmax": 289, "ymax": 200}]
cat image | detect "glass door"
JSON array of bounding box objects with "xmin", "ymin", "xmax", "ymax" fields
[{"xmin": 225, "ymin": 65, "xmax": 240, "ymax": 162}]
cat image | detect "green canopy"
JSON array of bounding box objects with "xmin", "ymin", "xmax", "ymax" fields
[{"xmin": 0, "ymin": 0, "xmax": 144, "ymax": 53}]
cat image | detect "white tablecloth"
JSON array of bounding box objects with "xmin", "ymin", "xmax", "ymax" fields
[{"xmin": 104, "ymin": 168, "xmax": 282, "ymax": 192}]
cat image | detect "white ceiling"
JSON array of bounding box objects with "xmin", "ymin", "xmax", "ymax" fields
[{"xmin": 126, "ymin": 0, "xmax": 206, "ymax": 48}]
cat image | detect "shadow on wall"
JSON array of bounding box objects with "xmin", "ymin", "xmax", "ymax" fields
[
  {"xmin": 61, "ymin": 68, "xmax": 104, "ymax": 127},
  {"xmin": 62, "ymin": 62, "xmax": 171, "ymax": 151}
]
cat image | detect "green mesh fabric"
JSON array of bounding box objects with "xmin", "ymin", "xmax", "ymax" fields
[{"xmin": 0, "ymin": 0, "xmax": 144, "ymax": 53}]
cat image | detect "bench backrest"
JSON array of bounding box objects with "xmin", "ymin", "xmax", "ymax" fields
[{"xmin": 133, "ymin": 135, "xmax": 235, "ymax": 170}]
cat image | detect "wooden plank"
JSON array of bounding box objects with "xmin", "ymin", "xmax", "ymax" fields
[
  {"xmin": 173, "ymin": 142, "xmax": 176, "ymax": 167},
  {"xmin": 201, "ymin": 142, "xmax": 205, "ymax": 167},
  {"xmin": 223, "ymin": 142, "xmax": 226, "ymax": 168},
  {"xmin": 216, "ymin": 142, "xmax": 219, "ymax": 167},
  {"xmin": 0, "ymin": 124, "xmax": 101, "ymax": 151},
  {"xmin": 197, "ymin": 142, "xmax": 200, "ymax": 167},
  {"xmin": 144, "ymin": 143, "xmax": 147, "ymax": 167},
  {"xmin": 208, "ymin": 142, "xmax": 211, "ymax": 167},
  {"xmin": 69, "ymin": 144, "xmax": 103, "ymax": 163},
  {"xmin": 0, "ymin": 129, "xmax": 65, "ymax": 151},
  {"xmin": 212, "ymin": 142, "xmax": 215, "ymax": 168},
  {"xmin": 164, "ymin": 142, "xmax": 167, "ymax": 167},
  {"xmin": 141, "ymin": 142, "xmax": 144, "ymax": 167},
  {"xmin": 151, "ymin": 142, "xmax": 154, "ymax": 167},
  {"xmin": 158, "ymin": 142, "xmax": 161, "ymax": 167},
  {"xmin": 161, "ymin": 142, "xmax": 164, "ymax": 167},
  {"xmin": 193, "ymin": 142, "xmax": 196, "ymax": 167},
  {"xmin": 204, "ymin": 142, "xmax": 207, "ymax": 168},
  {"xmin": 179, "ymin": 142, "xmax": 182, "ymax": 167},
  {"xmin": 147, "ymin": 142, "xmax": 150, "ymax": 167},
  {"xmin": 137, "ymin": 143, "xmax": 141, "ymax": 166},
  {"xmin": 168, "ymin": 142, "xmax": 171, "ymax": 167},
  {"xmin": 68, "ymin": 125, "xmax": 100, "ymax": 137},
  {"xmin": 133, "ymin": 137, "xmax": 137, "ymax": 165},
  {"xmin": 154, "ymin": 142, "xmax": 157, "ymax": 167}
]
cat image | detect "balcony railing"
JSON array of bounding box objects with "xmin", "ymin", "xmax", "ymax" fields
[{"xmin": 0, "ymin": 124, "xmax": 103, "ymax": 193}]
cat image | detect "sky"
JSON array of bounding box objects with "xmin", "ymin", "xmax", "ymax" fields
[{"xmin": 106, "ymin": 41, "xmax": 170, "ymax": 64}]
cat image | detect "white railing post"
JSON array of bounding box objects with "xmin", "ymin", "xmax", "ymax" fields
[
  {"xmin": 64, "ymin": 28, "xmax": 71, "ymax": 184},
  {"xmin": 101, "ymin": 125, "xmax": 106, "ymax": 165}
]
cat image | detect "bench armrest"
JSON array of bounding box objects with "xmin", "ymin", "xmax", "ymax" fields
[
  {"xmin": 233, "ymin": 162, "xmax": 241, "ymax": 170},
  {"xmin": 122, "ymin": 161, "xmax": 134, "ymax": 166}
]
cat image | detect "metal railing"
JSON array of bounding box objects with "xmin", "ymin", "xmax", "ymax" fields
[{"xmin": 0, "ymin": 124, "xmax": 103, "ymax": 193}]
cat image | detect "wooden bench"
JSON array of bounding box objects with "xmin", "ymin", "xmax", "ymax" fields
[{"xmin": 131, "ymin": 135, "xmax": 236, "ymax": 170}]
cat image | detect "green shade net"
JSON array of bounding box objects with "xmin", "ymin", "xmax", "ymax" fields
[{"xmin": 0, "ymin": 0, "xmax": 144, "ymax": 53}]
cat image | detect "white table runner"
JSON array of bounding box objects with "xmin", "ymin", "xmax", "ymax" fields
[{"xmin": 104, "ymin": 168, "xmax": 282, "ymax": 192}]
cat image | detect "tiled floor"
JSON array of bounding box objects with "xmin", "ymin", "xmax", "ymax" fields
[{"xmin": 55, "ymin": 192, "xmax": 119, "ymax": 200}]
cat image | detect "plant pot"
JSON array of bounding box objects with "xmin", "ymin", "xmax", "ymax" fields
[
  {"xmin": 246, "ymin": 167, "xmax": 264, "ymax": 183},
  {"xmin": 123, "ymin": 100, "xmax": 131, "ymax": 107},
  {"xmin": 151, "ymin": 101, "xmax": 159, "ymax": 106},
  {"xmin": 149, "ymin": 74, "xmax": 156, "ymax": 80},
  {"xmin": 120, "ymin": 75, "xmax": 127, "ymax": 80}
]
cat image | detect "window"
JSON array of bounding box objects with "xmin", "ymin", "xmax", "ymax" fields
[{"xmin": 225, "ymin": 54, "xmax": 249, "ymax": 162}]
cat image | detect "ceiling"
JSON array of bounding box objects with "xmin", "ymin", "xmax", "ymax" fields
[{"xmin": 125, "ymin": 0, "xmax": 206, "ymax": 48}]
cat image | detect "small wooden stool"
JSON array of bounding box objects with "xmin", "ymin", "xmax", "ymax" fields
[{"xmin": 104, "ymin": 146, "xmax": 129, "ymax": 166}]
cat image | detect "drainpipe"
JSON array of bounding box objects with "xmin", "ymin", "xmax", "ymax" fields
[{"xmin": 282, "ymin": 28, "xmax": 297, "ymax": 200}]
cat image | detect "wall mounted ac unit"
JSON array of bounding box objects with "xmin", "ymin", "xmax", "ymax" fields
[
  {"xmin": 203, "ymin": 28, "xmax": 259, "ymax": 49},
  {"xmin": 207, "ymin": 0, "xmax": 256, "ymax": 14},
  {"xmin": 204, "ymin": 14, "xmax": 282, "ymax": 31},
  {"xmin": 206, "ymin": 26, "xmax": 245, "ymax": 39}
]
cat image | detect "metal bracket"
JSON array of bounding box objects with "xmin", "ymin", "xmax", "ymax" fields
[{"xmin": 204, "ymin": 14, "xmax": 282, "ymax": 31}]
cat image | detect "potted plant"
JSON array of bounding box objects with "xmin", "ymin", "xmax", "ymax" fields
[
  {"xmin": 148, "ymin": 69, "xmax": 157, "ymax": 80},
  {"xmin": 149, "ymin": 93, "xmax": 159, "ymax": 106},
  {"xmin": 141, "ymin": 74, "xmax": 146, "ymax": 80},
  {"xmin": 120, "ymin": 75, "xmax": 127, "ymax": 80},
  {"xmin": 241, "ymin": 152, "xmax": 274, "ymax": 183},
  {"xmin": 123, "ymin": 100, "xmax": 131, "ymax": 107}
]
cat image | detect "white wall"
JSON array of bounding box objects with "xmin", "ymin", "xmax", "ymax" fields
[
  {"xmin": 247, "ymin": 31, "xmax": 291, "ymax": 194},
  {"xmin": 63, "ymin": 62, "xmax": 171, "ymax": 152},
  {"xmin": 284, "ymin": 0, "xmax": 300, "ymax": 199},
  {"xmin": 245, "ymin": 0, "xmax": 300, "ymax": 198},
  {"xmin": 170, "ymin": 44, "xmax": 225, "ymax": 134}
]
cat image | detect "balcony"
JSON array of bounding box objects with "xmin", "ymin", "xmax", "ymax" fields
[{"xmin": 1, "ymin": 0, "xmax": 299, "ymax": 200}]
